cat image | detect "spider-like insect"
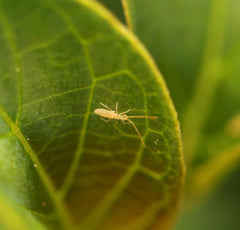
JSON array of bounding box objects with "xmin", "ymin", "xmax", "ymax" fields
[{"xmin": 94, "ymin": 102, "xmax": 157, "ymax": 147}]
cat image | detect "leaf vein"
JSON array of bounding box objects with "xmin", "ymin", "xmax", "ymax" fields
[
  {"xmin": 0, "ymin": 104, "xmax": 73, "ymax": 229},
  {"xmin": 22, "ymin": 86, "xmax": 91, "ymax": 107}
]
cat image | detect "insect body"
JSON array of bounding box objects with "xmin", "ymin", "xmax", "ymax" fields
[{"xmin": 94, "ymin": 102, "xmax": 158, "ymax": 147}]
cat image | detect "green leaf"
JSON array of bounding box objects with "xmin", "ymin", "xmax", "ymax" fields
[
  {"xmin": 122, "ymin": 0, "xmax": 240, "ymax": 198},
  {"xmin": 0, "ymin": 194, "xmax": 46, "ymax": 230},
  {"xmin": 0, "ymin": 0, "xmax": 184, "ymax": 229}
]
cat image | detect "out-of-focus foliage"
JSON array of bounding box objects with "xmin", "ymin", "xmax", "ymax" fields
[{"xmin": 176, "ymin": 167, "xmax": 240, "ymax": 230}]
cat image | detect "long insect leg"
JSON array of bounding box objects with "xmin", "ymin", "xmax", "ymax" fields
[
  {"xmin": 115, "ymin": 102, "xmax": 118, "ymax": 113},
  {"xmin": 127, "ymin": 119, "xmax": 146, "ymax": 147},
  {"xmin": 121, "ymin": 109, "xmax": 131, "ymax": 115},
  {"xmin": 101, "ymin": 117, "xmax": 110, "ymax": 123},
  {"xmin": 99, "ymin": 102, "xmax": 112, "ymax": 111}
]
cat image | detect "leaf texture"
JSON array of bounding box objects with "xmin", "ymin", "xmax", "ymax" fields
[{"xmin": 0, "ymin": 0, "xmax": 184, "ymax": 229}]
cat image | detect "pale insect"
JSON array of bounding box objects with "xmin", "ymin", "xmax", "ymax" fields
[{"xmin": 94, "ymin": 102, "xmax": 158, "ymax": 147}]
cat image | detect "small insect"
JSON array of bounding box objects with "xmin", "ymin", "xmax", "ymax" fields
[{"xmin": 94, "ymin": 102, "xmax": 158, "ymax": 147}]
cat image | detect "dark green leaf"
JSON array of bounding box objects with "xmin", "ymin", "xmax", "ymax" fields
[{"xmin": 0, "ymin": 0, "xmax": 184, "ymax": 229}]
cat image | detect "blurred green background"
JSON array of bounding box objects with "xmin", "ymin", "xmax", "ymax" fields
[{"xmin": 175, "ymin": 167, "xmax": 240, "ymax": 230}]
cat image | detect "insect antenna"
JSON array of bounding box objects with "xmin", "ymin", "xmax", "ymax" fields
[
  {"xmin": 127, "ymin": 119, "xmax": 146, "ymax": 147},
  {"xmin": 99, "ymin": 102, "xmax": 112, "ymax": 111},
  {"xmin": 128, "ymin": 116, "xmax": 158, "ymax": 119}
]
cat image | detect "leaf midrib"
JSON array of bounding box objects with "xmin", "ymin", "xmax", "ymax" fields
[
  {"xmin": 0, "ymin": 106, "xmax": 73, "ymax": 229},
  {"xmin": 0, "ymin": 3, "xmax": 74, "ymax": 228}
]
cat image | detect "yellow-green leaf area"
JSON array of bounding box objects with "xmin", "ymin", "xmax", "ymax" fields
[
  {"xmin": 0, "ymin": 0, "xmax": 184, "ymax": 229},
  {"xmin": 0, "ymin": 194, "xmax": 46, "ymax": 230}
]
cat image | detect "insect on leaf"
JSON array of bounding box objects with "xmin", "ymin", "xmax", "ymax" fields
[{"xmin": 0, "ymin": 0, "xmax": 184, "ymax": 229}]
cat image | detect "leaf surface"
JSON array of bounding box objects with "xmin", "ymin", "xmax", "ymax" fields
[
  {"xmin": 0, "ymin": 194, "xmax": 46, "ymax": 230},
  {"xmin": 0, "ymin": 0, "xmax": 184, "ymax": 229}
]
